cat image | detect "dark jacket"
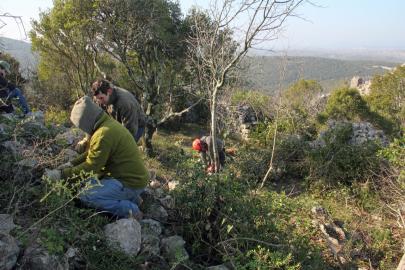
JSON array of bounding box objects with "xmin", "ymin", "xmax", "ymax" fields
[
  {"xmin": 200, "ymin": 136, "xmax": 225, "ymax": 166},
  {"xmin": 105, "ymin": 87, "xmax": 146, "ymax": 136}
]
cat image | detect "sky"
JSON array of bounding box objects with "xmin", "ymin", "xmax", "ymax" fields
[{"xmin": 0, "ymin": 0, "xmax": 404, "ymax": 51}]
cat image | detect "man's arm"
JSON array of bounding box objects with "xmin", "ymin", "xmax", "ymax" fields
[{"xmin": 62, "ymin": 131, "xmax": 112, "ymax": 178}]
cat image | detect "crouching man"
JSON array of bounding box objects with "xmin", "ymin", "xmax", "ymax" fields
[{"xmin": 44, "ymin": 96, "xmax": 149, "ymax": 220}]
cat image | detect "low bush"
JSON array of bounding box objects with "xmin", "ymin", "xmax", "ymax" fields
[{"xmin": 308, "ymin": 122, "xmax": 381, "ymax": 184}]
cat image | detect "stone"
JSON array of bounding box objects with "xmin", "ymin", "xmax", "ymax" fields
[
  {"xmin": 168, "ymin": 181, "xmax": 179, "ymax": 191},
  {"xmin": 55, "ymin": 129, "xmax": 84, "ymax": 146},
  {"xmin": 28, "ymin": 111, "xmax": 45, "ymax": 124},
  {"xmin": 59, "ymin": 148, "xmax": 78, "ymax": 162},
  {"xmin": 0, "ymin": 214, "xmax": 16, "ymax": 234},
  {"xmin": 149, "ymin": 180, "xmax": 161, "ymax": 189},
  {"xmin": 0, "ymin": 124, "xmax": 6, "ymax": 135},
  {"xmin": 21, "ymin": 245, "xmax": 68, "ymax": 270},
  {"xmin": 2, "ymin": 140, "xmax": 22, "ymax": 156},
  {"xmin": 140, "ymin": 219, "xmax": 163, "ymax": 236},
  {"xmin": 141, "ymin": 234, "xmax": 160, "ymax": 256},
  {"xmin": 145, "ymin": 204, "xmax": 168, "ymax": 223},
  {"xmin": 159, "ymin": 195, "xmax": 175, "ymax": 209},
  {"xmin": 160, "ymin": 235, "xmax": 189, "ymax": 263},
  {"xmin": 16, "ymin": 158, "xmax": 38, "ymax": 168},
  {"xmin": 0, "ymin": 114, "xmax": 16, "ymax": 121},
  {"xmin": 103, "ymin": 218, "xmax": 142, "ymax": 256},
  {"xmin": 0, "ymin": 233, "xmax": 19, "ymax": 270},
  {"xmin": 154, "ymin": 188, "xmax": 165, "ymax": 198}
]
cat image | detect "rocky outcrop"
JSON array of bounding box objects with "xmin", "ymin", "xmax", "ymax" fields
[
  {"xmin": 235, "ymin": 104, "xmax": 260, "ymax": 140},
  {"xmin": 312, "ymin": 120, "xmax": 388, "ymax": 148},
  {"xmin": 350, "ymin": 76, "xmax": 371, "ymax": 96}
]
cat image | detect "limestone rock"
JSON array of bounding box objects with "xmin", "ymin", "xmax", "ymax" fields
[
  {"xmin": 160, "ymin": 235, "xmax": 189, "ymax": 263},
  {"xmin": 104, "ymin": 218, "xmax": 142, "ymax": 256},
  {"xmin": 0, "ymin": 215, "xmax": 15, "ymax": 234},
  {"xmin": 0, "ymin": 233, "xmax": 19, "ymax": 270},
  {"xmin": 21, "ymin": 245, "xmax": 68, "ymax": 270},
  {"xmin": 140, "ymin": 219, "xmax": 163, "ymax": 236},
  {"xmin": 141, "ymin": 234, "xmax": 160, "ymax": 257},
  {"xmin": 159, "ymin": 195, "xmax": 175, "ymax": 209},
  {"xmin": 145, "ymin": 204, "xmax": 168, "ymax": 223}
]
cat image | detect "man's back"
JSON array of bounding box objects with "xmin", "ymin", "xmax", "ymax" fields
[{"xmin": 106, "ymin": 87, "xmax": 145, "ymax": 136}]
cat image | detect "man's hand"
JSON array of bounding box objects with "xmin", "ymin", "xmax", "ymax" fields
[
  {"xmin": 43, "ymin": 169, "xmax": 62, "ymax": 181},
  {"xmin": 75, "ymin": 137, "xmax": 89, "ymax": 153},
  {"xmin": 57, "ymin": 161, "xmax": 72, "ymax": 170}
]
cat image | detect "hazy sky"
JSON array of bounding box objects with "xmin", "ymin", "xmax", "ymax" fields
[{"xmin": 0, "ymin": 0, "xmax": 404, "ymax": 51}]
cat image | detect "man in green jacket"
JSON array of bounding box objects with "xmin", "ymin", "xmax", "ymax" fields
[{"xmin": 45, "ymin": 96, "xmax": 149, "ymax": 220}]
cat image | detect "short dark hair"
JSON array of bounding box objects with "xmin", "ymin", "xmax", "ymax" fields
[{"xmin": 91, "ymin": 79, "xmax": 111, "ymax": 95}]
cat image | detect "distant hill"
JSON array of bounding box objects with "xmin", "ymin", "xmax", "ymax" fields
[
  {"xmin": 0, "ymin": 37, "xmax": 38, "ymax": 74},
  {"xmin": 0, "ymin": 36, "xmax": 402, "ymax": 93},
  {"xmin": 240, "ymin": 56, "xmax": 401, "ymax": 94}
]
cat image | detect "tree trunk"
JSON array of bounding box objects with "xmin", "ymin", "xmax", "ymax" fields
[
  {"xmin": 210, "ymin": 86, "xmax": 220, "ymax": 172},
  {"xmin": 144, "ymin": 117, "xmax": 156, "ymax": 157}
]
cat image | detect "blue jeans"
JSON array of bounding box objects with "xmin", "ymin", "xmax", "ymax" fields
[
  {"xmin": 134, "ymin": 126, "xmax": 145, "ymax": 142},
  {"xmin": 79, "ymin": 178, "xmax": 144, "ymax": 218},
  {"xmin": 8, "ymin": 88, "xmax": 30, "ymax": 114}
]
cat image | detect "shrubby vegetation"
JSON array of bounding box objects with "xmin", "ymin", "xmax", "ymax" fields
[{"xmin": 367, "ymin": 65, "xmax": 405, "ymax": 131}]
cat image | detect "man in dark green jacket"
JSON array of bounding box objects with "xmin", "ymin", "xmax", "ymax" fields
[
  {"xmin": 44, "ymin": 96, "xmax": 149, "ymax": 219},
  {"xmin": 92, "ymin": 79, "xmax": 146, "ymax": 142}
]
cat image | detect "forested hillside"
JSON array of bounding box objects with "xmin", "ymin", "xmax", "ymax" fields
[{"xmin": 240, "ymin": 56, "xmax": 400, "ymax": 93}]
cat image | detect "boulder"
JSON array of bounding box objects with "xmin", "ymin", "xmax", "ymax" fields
[
  {"xmin": 141, "ymin": 234, "xmax": 160, "ymax": 257},
  {"xmin": 145, "ymin": 204, "xmax": 168, "ymax": 223},
  {"xmin": 160, "ymin": 235, "xmax": 189, "ymax": 263},
  {"xmin": 159, "ymin": 195, "xmax": 175, "ymax": 209},
  {"xmin": 21, "ymin": 245, "xmax": 68, "ymax": 270},
  {"xmin": 103, "ymin": 218, "xmax": 142, "ymax": 256},
  {"xmin": 0, "ymin": 215, "xmax": 15, "ymax": 234},
  {"xmin": 55, "ymin": 129, "xmax": 85, "ymax": 147},
  {"xmin": 140, "ymin": 219, "xmax": 163, "ymax": 236},
  {"xmin": 0, "ymin": 233, "xmax": 19, "ymax": 270}
]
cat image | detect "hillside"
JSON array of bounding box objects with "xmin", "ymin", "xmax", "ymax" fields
[
  {"xmin": 0, "ymin": 37, "xmax": 38, "ymax": 73},
  {"xmin": 240, "ymin": 56, "xmax": 400, "ymax": 93}
]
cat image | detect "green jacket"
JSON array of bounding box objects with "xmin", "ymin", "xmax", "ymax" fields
[{"xmin": 62, "ymin": 113, "xmax": 149, "ymax": 189}]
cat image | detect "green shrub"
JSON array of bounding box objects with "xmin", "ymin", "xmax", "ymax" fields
[
  {"xmin": 323, "ymin": 87, "xmax": 395, "ymax": 135},
  {"xmin": 273, "ymin": 136, "xmax": 310, "ymax": 179},
  {"xmin": 308, "ymin": 123, "xmax": 381, "ymax": 184},
  {"xmin": 367, "ymin": 65, "xmax": 405, "ymax": 130},
  {"xmin": 324, "ymin": 87, "xmax": 369, "ymax": 121}
]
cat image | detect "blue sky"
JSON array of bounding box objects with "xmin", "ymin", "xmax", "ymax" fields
[{"xmin": 0, "ymin": 0, "xmax": 404, "ymax": 50}]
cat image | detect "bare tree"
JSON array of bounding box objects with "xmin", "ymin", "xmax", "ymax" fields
[{"xmin": 188, "ymin": 0, "xmax": 307, "ymax": 172}]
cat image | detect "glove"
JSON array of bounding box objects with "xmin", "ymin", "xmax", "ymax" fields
[
  {"xmin": 75, "ymin": 137, "xmax": 89, "ymax": 153},
  {"xmin": 57, "ymin": 161, "xmax": 72, "ymax": 170},
  {"xmin": 43, "ymin": 169, "xmax": 62, "ymax": 181}
]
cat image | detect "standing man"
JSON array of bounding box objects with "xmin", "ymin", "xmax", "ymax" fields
[
  {"xmin": 45, "ymin": 96, "xmax": 149, "ymax": 219},
  {"xmin": 192, "ymin": 135, "xmax": 226, "ymax": 172},
  {"xmin": 92, "ymin": 79, "xmax": 146, "ymax": 142},
  {"xmin": 0, "ymin": 60, "xmax": 31, "ymax": 115}
]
